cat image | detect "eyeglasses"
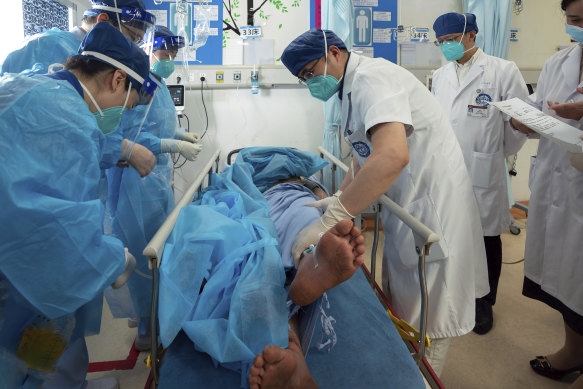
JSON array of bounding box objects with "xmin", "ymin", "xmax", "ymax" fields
[
  {"xmin": 121, "ymin": 24, "xmax": 144, "ymax": 45},
  {"xmin": 298, "ymin": 57, "xmax": 323, "ymax": 84},
  {"xmin": 433, "ymin": 34, "xmax": 463, "ymax": 47}
]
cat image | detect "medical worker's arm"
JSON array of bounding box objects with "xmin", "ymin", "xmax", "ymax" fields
[
  {"xmin": 339, "ymin": 122, "xmax": 409, "ymax": 216},
  {"xmin": 291, "ymin": 122, "xmax": 409, "ymax": 262},
  {"xmin": 502, "ymin": 62, "xmax": 529, "ymax": 156},
  {"xmin": 121, "ymin": 140, "xmax": 156, "ymax": 177}
]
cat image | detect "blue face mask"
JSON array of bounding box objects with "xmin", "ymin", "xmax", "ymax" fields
[
  {"xmin": 566, "ymin": 24, "xmax": 583, "ymax": 44},
  {"xmin": 151, "ymin": 59, "xmax": 175, "ymax": 79},
  {"xmin": 440, "ymin": 40, "xmax": 465, "ymax": 61},
  {"xmin": 80, "ymin": 81, "xmax": 131, "ymax": 135},
  {"xmin": 305, "ymin": 31, "xmax": 343, "ymax": 102}
]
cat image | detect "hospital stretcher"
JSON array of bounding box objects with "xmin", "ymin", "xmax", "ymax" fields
[{"xmin": 142, "ymin": 147, "xmax": 445, "ymax": 388}]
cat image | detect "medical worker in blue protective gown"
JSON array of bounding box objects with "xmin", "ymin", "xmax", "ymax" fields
[
  {"xmin": 431, "ymin": 12, "xmax": 528, "ymax": 335},
  {"xmin": 105, "ymin": 25, "xmax": 201, "ymax": 352},
  {"xmin": 0, "ymin": 23, "xmax": 156, "ymax": 389},
  {"xmin": 509, "ymin": 1, "xmax": 583, "ymax": 387},
  {"xmin": 0, "ymin": 0, "xmax": 160, "ymax": 178},
  {"xmin": 281, "ymin": 29, "xmax": 489, "ymax": 376}
]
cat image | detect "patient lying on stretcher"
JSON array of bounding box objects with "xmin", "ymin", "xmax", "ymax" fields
[{"xmin": 249, "ymin": 178, "xmax": 366, "ymax": 389}]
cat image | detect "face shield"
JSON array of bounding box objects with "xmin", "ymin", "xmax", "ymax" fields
[
  {"xmin": 91, "ymin": 3, "xmax": 156, "ymax": 56},
  {"xmin": 79, "ymin": 50, "xmax": 159, "ymax": 105}
]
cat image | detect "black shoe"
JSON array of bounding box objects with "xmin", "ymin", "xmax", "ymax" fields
[
  {"xmin": 473, "ymin": 299, "xmax": 493, "ymax": 335},
  {"xmin": 530, "ymin": 356, "xmax": 583, "ymax": 380}
]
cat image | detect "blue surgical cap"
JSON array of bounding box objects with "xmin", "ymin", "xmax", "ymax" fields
[
  {"xmin": 153, "ymin": 25, "xmax": 185, "ymax": 50},
  {"xmin": 78, "ymin": 22, "xmax": 150, "ymax": 93},
  {"xmin": 433, "ymin": 13, "xmax": 478, "ymax": 38},
  {"xmin": 84, "ymin": 0, "xmax": 146, "ymax": 18},
  {"xmin": 281, "ymin": 29, "xmax": 347, "ymax": 77}
]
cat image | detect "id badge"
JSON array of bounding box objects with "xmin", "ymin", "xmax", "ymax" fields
[{"xmin": 467, "ymin": 105, "xmax": 489, "ymax": 118}]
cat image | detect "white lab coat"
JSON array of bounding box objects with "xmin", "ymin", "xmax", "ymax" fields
[
  {"xmin": 431, "ymin": 49, "xmax": 528, "ymax": 236},
  {"xmin": 341, "ymin": 53, "xmax": 489, "ymax": 338},
  {"xmin": 524, "ymin": 44, "xmax": 583, "ymax": 315}
]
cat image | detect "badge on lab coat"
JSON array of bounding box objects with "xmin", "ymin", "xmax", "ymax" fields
[{"xmin": 467, "ymin": 105, "xmax": 489, "ymax": 117}]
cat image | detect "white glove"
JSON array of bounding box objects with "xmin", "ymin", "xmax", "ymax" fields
[
  {"xmin": 112, "ymin": 248, "xmax": 136, "ymax": 289},
  {"xmin": 319, "ymin": 195, "xmax": 355, "ymax": 229},
  {"xmin": 175, "ymin": 128, "xmax": 200, "ymax": 143},
  {"xmin": 160, "ymin": 139, "xmax": 202, "ymax": 161},
  {"xmin": 306, "ymin": 190, "xmax": 342, "ymax": 212},
  {"xmin": 291, "ymin": 196, "xmax": 354, "ymax": 266}
]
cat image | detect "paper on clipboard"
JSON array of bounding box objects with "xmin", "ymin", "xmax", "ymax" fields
[{"xmin": 490, "ymin": 98, "xmax": 583, "ymax": 153}]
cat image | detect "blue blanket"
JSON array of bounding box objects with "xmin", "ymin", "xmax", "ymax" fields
[
  {"xmin": 158, "ymin": 269, "xmax": 426, "ymax": 389},
  {"xmin": 158, "ymin": 147, "xmax": 328, "ymax": 386}
]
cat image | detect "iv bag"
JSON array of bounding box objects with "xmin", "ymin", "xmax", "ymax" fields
[{"xmin": 193, "ymin": 4, "xmax": 211, "ymax": 49}]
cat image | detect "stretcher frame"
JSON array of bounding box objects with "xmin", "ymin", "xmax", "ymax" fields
[
  {"xmin": 143, "ymin": 147, "xmax": 444, "ymax": 388},
  {"xmin": 318, "ymin": 146, "xmax": 444, "ymax": 388},
  {"xmin": 143, "ymin": 149, "xmax": 220, "ymax": 385}
]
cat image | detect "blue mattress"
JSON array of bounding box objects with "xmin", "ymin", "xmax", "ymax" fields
[{"xmin": 158, "ymin": 269, "xmax": 425, "ymax": 389}]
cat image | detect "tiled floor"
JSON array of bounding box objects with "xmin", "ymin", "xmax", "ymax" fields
[{"xmin": 85, "ymin": 217, "xmax": 576, "ymax": 388}]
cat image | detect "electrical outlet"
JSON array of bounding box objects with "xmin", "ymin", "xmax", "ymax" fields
[
  {"xmin": 233, "ymin": 71, "xmax": 241, "ymax": 81},
  {"xmin": 199, "ymin": 72, "xmax": 206, "ymax": 81},
  {"xmin": 216, "ymin": 71, "xmax": 224, "ymax": 83}
]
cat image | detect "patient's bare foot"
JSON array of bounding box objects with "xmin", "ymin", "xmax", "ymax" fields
[
  {"xmin": 249, "ymin": 331, "xmax": 317, "ymax": 389},
  {"xmin": 289, "ymin": 219, "xmax": 365, "ymax": 306}
]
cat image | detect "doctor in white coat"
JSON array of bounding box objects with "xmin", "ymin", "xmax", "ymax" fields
[
  {"xmin": 510, "ymin": 0, "xmax": 583, "ymax": 386},
  {"xmin": 431, "ymin": 12, "xmax": 528, "ymax": 335},
  {"xmin": 281, "ymin": 28, "xmax": 489, "ymax": 376}
]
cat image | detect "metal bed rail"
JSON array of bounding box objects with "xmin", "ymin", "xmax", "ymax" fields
[
  {"xmin": 143, "ymin": 149, "xmax": 220, "ymax": 385},
  {"xmin": 317, "ymin": 146, "xmax": 439, "ymax": 366}
]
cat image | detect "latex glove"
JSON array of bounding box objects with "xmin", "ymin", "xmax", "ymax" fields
[
  {"xmin": 175, "ymin": 128, "xmax": 200, "ymax": 143},
  {"xmin": 291, "ymin": 196, "xmax": 354, "ymax": 266},
  {"xmin": 160, "ymin": 139, "xmax": 202, "ymax": 161},
  {"xmin": 121, "ymin": 140, "xmax": 156, "ymax": 177},
  {"xmin": 112, "ymin": 248, "xmax": 136, "ymax": 289},
  {"xmin": 306, "ymin": 190, "xmax": 342, "ymax": 213}
]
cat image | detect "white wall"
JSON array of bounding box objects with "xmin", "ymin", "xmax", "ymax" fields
[
  {"xmin": 508, "ymin": 0, "xmax": 572, "ymax": 71},
  {"xmin": 172, "ymin": 85, "xmax": 325, "ymax": 200},
  {"xmin": 0, "ymin": 2, "xmax": 24, "ymax": 63},
  {"xmin": 174, "ymin": 0, "xmax": 574, "ymax": 203}
]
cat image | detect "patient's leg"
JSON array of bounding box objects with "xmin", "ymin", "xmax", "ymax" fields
[
  {"xmin": 289, "ymin": 219, "xmax": 365, "ymax": 307},
  {"xmin": 249, "ymin": 317, "xmax": 317, "ymax": 389}
]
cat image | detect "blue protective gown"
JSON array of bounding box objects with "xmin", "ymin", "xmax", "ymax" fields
[
  {"xmin": 0, "ymin": 28, "xmax": 80, "ymax": 76},
  {"xmin": 104, "ymin": 80, "xmax": 176, "ymax": 319},
  {"xmin": 0, "ymin": 27, "xmax": 163, "ymax": 168},
  {"xmin": 0, "ymin": 74, "xmax": 127, "ymax": 388}
]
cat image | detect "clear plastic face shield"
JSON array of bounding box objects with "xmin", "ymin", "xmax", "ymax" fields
[
  {"xmin": 150, "ymin": 35, "xmax": 185, "ymax": 79},
  {"xmin": 91, "ymin": 2, "xmax": 157, "ymax": 56}
]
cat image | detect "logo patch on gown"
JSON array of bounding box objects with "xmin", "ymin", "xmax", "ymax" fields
[
  {"xmin": 352, "ymin": 141, "xmax": 370, "ymax": 157},
  {"xmin": 475, "ymin": 93, "xmax": 492, "ymax": 106}
]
